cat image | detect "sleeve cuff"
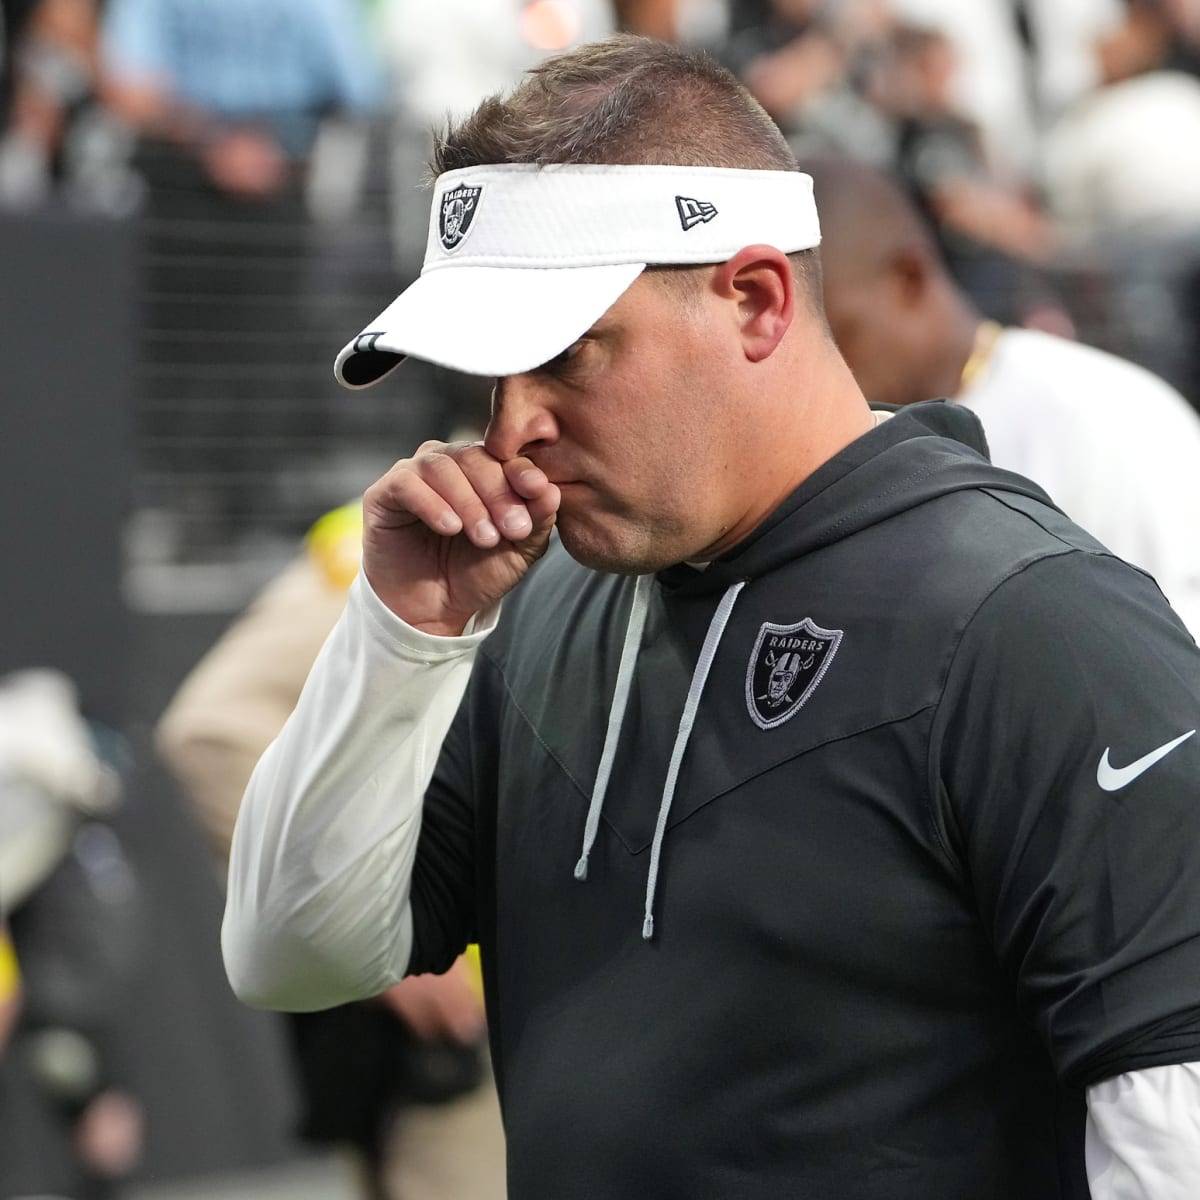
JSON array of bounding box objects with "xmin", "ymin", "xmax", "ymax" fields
[{"xmin": 351, "ymin": 572, "xmax": 501, "ymax": 659}]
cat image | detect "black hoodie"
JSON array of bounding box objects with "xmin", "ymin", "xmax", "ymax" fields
[{"xmin": 408, "ymin": 401, "xmax": 1200, "ymax": 1199}]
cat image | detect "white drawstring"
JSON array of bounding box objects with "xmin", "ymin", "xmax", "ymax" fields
[
  {"xmin": 571, "ymin": 573, "xmax": 748, "ymax": 943},
  {"xmin": 642, "ymin": 581, "xmax": 745, "ymax": 939},
  {"xmin": 573, "ymin": 574, "xmax": 654, "ymax": 882}
]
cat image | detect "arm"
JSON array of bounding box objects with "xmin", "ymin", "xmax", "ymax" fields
[
  {"xmin": 932, "ymin": 549, "xmax": 1200, "ymax": 1132},
  {"xmin": 222, "ymin": 442, "xmax": 559, "ymax": 1011},
  {"xmin": 221, "ymin": 572, "xmax": 492, "ymax": 1010}
]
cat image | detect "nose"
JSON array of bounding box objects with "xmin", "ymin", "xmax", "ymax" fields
[{"xmin": 484, "ymin": 373, "xmax": 560, "ymax": 461}]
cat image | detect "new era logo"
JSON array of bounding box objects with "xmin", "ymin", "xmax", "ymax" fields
[{"xmin": 676, "ymin": 195, "xmax": 718, "ymax": 231}]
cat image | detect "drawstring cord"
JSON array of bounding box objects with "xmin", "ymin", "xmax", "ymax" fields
[
  {"xmin": 572, "ymin": 574, "xmax": 747, "ymax": 942},
  {"xmin": 573, "ymin": 574, "xmax": 653, "ymax": 882},
  {"xmin": 642, "ymin": 580, "xmax": 745, "ymax": 939}
]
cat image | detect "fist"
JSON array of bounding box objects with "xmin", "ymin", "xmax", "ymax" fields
[{"xmin": 362, "ymin": 441, "xmax": 560, "ymax": 636}]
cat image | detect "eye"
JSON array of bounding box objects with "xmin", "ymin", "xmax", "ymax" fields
[{"xmin": 540, "ymin": 338, "xmax": 588, "ymax": 374}]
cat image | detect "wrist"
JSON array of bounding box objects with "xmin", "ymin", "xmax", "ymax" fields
[{"xmin": 356, "ymin": 574, "xmax": 499, "ymax": 645}]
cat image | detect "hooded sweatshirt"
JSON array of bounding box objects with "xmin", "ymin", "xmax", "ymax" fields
[{"xmin": 226, "ymin": 401, "xmax": 1200, "ymax": 1199}]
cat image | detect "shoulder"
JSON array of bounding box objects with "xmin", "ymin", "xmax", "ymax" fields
[{"xmin": 966, "ymin": 330, "xmax": 1200, "ymax": 485}]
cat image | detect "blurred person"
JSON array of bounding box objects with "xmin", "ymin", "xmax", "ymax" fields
[
  {"xmin": 720, "ymin": 0, "xmax": 895, "ymax": 166},
  {"xmin": 226, "ymin": 36, "xmax": 1200, "ymax": 1199},
  {"xmin": 1040, "ymin": 0, "xmax": 1200, "ymax": 398},
  {"xmin": 0, "ymin": 0, "xmax": 138, "ymax": 210},
  {"xmin": 867, "ymin": 21, "xmax": 1071, "ymax": 330},
  {"xmin": 724, "ymin": 0, "xmax": 848, "ymax": 121},
  {"xmin": 0, "ymin": 0, "xmax": 42, "ymax": 110},
  {"xmin": 1162, "ymin": 0, "xmax": 1200, "ymax": 69},
  {"xmin": 0, "ymin": 669, "xmax": 146, "ymax": 1200},
  {"xmin": 803, "ymin": 153, "xmax": 1200, "ymax": 636},
  {"xmin": 883, "ymin": 0, "xmax": 1134, "ymax": 170},
  {"xmin": 156, "ymin": 503, "xmax": 505, "ymax": 1200},
  {"xmin": 98, "ymin": 0, "xmax": 382, "ymax": 557}
]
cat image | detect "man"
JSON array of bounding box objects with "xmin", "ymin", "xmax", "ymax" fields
[
  {"xmin": 223, "ymin": 35, "xmax": 1200, "ymax": 1200},
  {"xmin": 799, "ymin": 152, "xmax": 1200, "ymax": 635}
]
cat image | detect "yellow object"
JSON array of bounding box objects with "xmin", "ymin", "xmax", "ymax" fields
[
  {"xmin": 0, "ymin": 928, "xmax": 19, "ymax": 1003},
  {"xmin": 957, "ymin": 320, "xmax": 1004, "ymax": 393},
  {"xmin": 463, "ymin": 943, "xmax": 485, "ymax": 1003},
  {"xmin": 306, "ymin": 502, "xmax": 364, "ymax": 591}
]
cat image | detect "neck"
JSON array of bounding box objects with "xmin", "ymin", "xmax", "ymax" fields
[
  {"xmin": 913, "ymin": 293, "xmax": 977, "ymax": 403},
  {"xmin": 702, "ymin": 346, "xmax": 873, "ymax": 559}
]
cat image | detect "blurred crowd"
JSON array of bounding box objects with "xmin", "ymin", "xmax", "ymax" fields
[
  {"xmin": 1, "ymin": 0, "xmax": 1198, "ymax": 563},
  {"xmin": 1, "ymin": 2, "xmax": 1199, "ymax": 1198}
]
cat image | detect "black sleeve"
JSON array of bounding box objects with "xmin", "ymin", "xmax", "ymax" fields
[
  {"xmin": 405, "ymin": 654, "xmax": 497, "ymax": 978},
  {"xmin": 931, "ymin": 549, "xmax": 1200, "ymax": 1087}
]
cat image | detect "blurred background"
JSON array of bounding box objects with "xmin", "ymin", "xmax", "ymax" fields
[{"xmin": 1, "ymin": 0, "xmax": 1197, "ymax": 1196}]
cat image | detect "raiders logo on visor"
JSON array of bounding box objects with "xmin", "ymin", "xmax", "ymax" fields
[{"xmin": 439, "ymin": 184, "xmax": 484, "ymax": 251}]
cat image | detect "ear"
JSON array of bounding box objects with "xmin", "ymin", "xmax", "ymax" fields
[
  {"xmin": 887, "ymin": 245, "xmax": 932, "ymax": 310},
  {"xmin": 711, "ymin": 245, "xmax": 795, "ymax": 364}
]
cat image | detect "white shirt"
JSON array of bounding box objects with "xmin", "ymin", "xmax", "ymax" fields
[{"xmin": 959, "ymin": 326, "xmax": 1200, "ymax": 637}]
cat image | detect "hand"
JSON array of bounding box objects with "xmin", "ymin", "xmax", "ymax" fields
[
  {"xmin": 200, "ymin": 129, "xmax": 288, "ymax": 200},
  {"xmin": 378, "ymin": 958, "xmax": 486, "ymax": 1044},
  {"xmin": 74, "ymin": 1089, "xmax": 143, "ymax": 1179},
  {"xmin": 362, "ymin": 441, "xmax": 560, "ymax": 635}
]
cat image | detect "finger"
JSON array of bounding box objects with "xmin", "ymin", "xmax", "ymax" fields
[
  {"xmin": 371, "ymin": 441, "xmax": 512, "ymax": 545},
  {"xmin": 526, "ymin": 481, "xmax": 561, "ymax": 530},
  {"xmin": 501, "ymin": 457, "xmax": 562, "ymax": 529},
  {"xmin": 419, "ymin": 446, "xmax": 513, "ymax": 547},
  {"xmin": 503, "ymin": 457, "xmax": 550, "ymax": 500},
  {"xmin": 452, "ymin": 445, "xmax": 546, "ymax": 543},
  {"xmin": 365, "ymin": 461, "xmax": 466, "ymax": 538}
]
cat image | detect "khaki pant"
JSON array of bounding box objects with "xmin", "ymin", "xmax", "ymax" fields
[{"xmin": 382, "ymin": 1066, "xmax": 506, "ymax": 1200}]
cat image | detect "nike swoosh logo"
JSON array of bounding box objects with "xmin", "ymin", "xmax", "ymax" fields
[{"xmin": 1096, "ymin": 729, "xmax": 1196, "ymax": 792}]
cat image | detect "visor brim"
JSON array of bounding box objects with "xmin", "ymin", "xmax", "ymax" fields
[{"xmin": 335, "ymin": 261, "xmax": 648, "ymax": 387}]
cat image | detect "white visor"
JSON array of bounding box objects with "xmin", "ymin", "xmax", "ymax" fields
[{"xmin": 335, "ymin": 163, "xmax": 821, "ymax": 387}]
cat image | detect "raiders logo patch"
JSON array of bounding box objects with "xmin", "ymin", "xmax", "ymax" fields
[
  {"xmin": 746, "ymin": 618, "xmax": 843, "ymax": 730},
  {"xmin": 439, "ymin": 184, "xmax": 483, "ymax": 252}
]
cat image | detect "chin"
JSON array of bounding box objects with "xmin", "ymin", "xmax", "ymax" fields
[{"xmin": 557, "ymin": 515, "xmax": 689, "ymax": 577}]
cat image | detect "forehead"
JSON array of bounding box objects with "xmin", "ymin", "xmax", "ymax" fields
[
  {"xmin": 593, "ymin": 268, "xmax": 705, "ymax": 328},
  {"xmin": 509, "ymin": 268, "xmax": 708, "ymax": 378}
]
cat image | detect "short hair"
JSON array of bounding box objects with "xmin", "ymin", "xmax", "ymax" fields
[{"xmin": 432, "ymin": 34, "xmax": 822, "ymax": 311}]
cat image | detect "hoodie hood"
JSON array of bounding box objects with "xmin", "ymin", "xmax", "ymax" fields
[{"xmin": 660, "ymin": 399, "xmax": 1055, "ymax": 595}]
